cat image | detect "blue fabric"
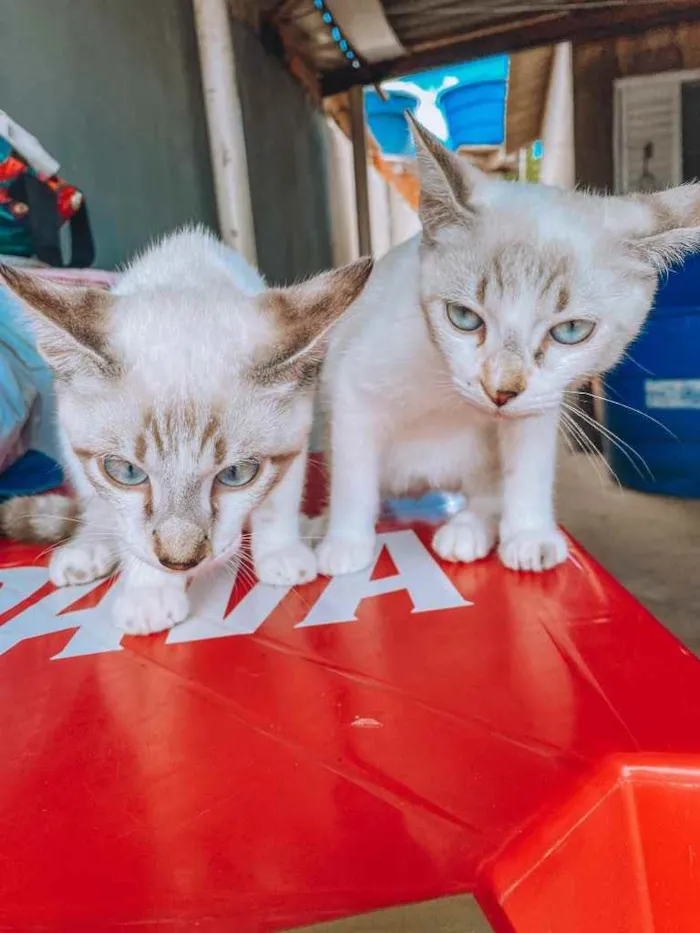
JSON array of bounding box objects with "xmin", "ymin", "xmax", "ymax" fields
[
  {"xmin": 0, "ymin": 448, "xmax": 62, "ymax": 500},
  {"xmin": 0, "ymin": 282, "xmax": 60, "ymax": 464}
]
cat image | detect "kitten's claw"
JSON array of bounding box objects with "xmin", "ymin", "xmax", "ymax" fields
[
  {"xmin": 112, "ymin": 585, "xmax": 189, "ymax": 635},
  {"xmin": 316, "ymin": 535, "xmax": 376, "ymax": 577},
  {"xmin": 49, "ymin": 541, "xmax": 117, "ymax": 587},
  {"xmin": 432, "ymin": 512, "xmax": 496, "ymax": 563},
  {"xmin": 498, "ymin": 527, "xmax": 568, "ymax": 572},
  {"xmin": 254, "ymin": 541, "xmax": 318, "ymax": 587}
]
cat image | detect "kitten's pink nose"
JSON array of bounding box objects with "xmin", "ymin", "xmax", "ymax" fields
[{"xmin": 482, "ymin": 383, "xmax": 520, "ymax": 407}]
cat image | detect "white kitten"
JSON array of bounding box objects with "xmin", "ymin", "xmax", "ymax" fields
[
  {"xmin": 317, "ymin": 120, "xmax": 700, "ymax": 575},
  {"xmin": 0, "ymin": 228, "xmax": 371, "ymax": 633}
]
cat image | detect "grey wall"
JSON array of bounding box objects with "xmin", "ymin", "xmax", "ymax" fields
[
  {"xmin": 0, "ymin": 0, "xmax": 218, "ymax": 269},
  {"xmin": 0, "ymin": 2, "xmax": 335, "ymax": 281},
  {"xmin": 231, "ymin": 17, "xmax": 334, "ymax": 285}
]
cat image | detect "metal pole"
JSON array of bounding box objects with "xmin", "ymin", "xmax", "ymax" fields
[{"xmin": 349, "ymin": 85, "xmax": 373, "ymax": 256}]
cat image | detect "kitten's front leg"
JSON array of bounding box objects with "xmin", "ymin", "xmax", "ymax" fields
[
  {"xmin": 112, "ymin": 559, "xmax": 189, "ymax": 635},
  {"xmin": 432, "ymin": 490, "xmax": 500, "ymax": 564},
  {"xmin": 49, "ymin": 496, "xmax": 119, "ymax": 587},
  {"xmin": 252, "ymin": 450, "xmax": 317, "ymax": 586},
  {"xmin": 497, "ymin": 407, "xmax": 568, "ymax": 572},
  {"xmin": 316, "ymin": 410, "xmax": 381, "ymax": 577}
]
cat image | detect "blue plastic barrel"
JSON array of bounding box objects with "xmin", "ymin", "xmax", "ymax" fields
[
  {"xmin": 437, "ymin": 80, "xmax": 506, "ymax": 149},
  {"xmin": 603, "ymin": 251, "xmax": 700, "ymax": 497},
  {"xmin": 364, "ymin": 89, "xmax": 418, "ymax": 157}
]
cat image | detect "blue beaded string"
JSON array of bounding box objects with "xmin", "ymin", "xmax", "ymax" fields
[{"xmin": 313, "ymin": 0, "xmax": 361, "ymax": 70}]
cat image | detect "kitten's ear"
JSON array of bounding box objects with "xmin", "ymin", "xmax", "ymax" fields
[
  {"xmin": 254, "ymin": 257, "xmax": 373, "ymax": 385},
  {"xmin": 606, "ymin": 184, "xmax": 700, "ymax": 272},
  {"xmin": 407, "ymin": 112, "xmax": 484, "ymax": 241},
  {"xmin": 628, "ymin": 227, "xmax": 700, "ymax": 273},
  {"xmin": 0, "ymin": 264, "xmax": 117, "ymax": 379}
]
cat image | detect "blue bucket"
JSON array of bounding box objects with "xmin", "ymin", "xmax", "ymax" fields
[
  {"xmin": 603, "ymin": 252, "xmax": 700, "ymax": 497},
  {"xmin": 437, "ymin": 80, "xmax": 506, "ymax": 149},
  {"xmin": 364, "ymin": 89, "xmax": 418, "ymax": 157}
]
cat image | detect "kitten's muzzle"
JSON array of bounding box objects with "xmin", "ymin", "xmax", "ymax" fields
[
  {"xmin": 481, "ymin": 350, "xmax": 527, "ymax": 408},
  {"xmin": 152, "ymin": 518, "xmax": 210, "ymax": 573},
  {"xmin": 481, "ymin": 384, "xmax": 520, "ymax": 408}
]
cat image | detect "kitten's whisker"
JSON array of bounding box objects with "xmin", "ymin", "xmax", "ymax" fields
[
  {"xmin": 34, "ymin": 541, "xmax": 67, "ymax": 562},
  {"xmin": 561, "ymin": 407, "xmax": 621, "ymax": 489},
  {"xmin": 620, "ymin": 351, "xmax": 655, "ymax": 376},
  {"xmin": 560, "ymin": 409, "xmax": 610, "ymax": 490},
  {"xmin": 564, "ymin": 401, "xmax": 653, "ymax": 480},
  {"xmin": 571, "ymin": 390, "xmax": 678, "ymax": 440},
  {"xmin": 24, "ymin": 513, "xmax": 116, "ymax": 532},
  {"xmin": 557, "ymin": 413, "xmax": 576, "ymax": 456},
  {"xmin": 571, "ymin": 408, "xmax": 651, "ymax": 485}
]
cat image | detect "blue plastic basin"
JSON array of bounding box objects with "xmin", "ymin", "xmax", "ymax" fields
[
  {"xmin": 437, "ymin": 80, "xmax": 506, "ymax": 148},
  {"xmin": 364, "ymin": 89, "xmax": 418, "ymax": 157}
]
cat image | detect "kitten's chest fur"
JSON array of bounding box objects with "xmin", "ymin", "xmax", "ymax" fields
[{"xmin": 378, "ymin": 387, "xmax": 498, "ymax": 497}]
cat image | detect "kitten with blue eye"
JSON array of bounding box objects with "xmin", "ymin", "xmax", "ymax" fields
[
  {"xmin": 0, "ymin": 229, "xmax": 372, "ymax": 634},
  {"xmin": 315, "ymin": 118, "xmax": 700, "ymax": 576}
]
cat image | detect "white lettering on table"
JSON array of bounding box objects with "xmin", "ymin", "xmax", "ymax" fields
[
  {"xmin": 297, "ymin": 530, "xmax": 469, "ymax": 628},
  {"xmin": 0, "ymin": 530, "xmax": 472, "ymax": 661}
]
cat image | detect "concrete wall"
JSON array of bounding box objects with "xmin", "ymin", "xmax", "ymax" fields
[
  {"xmin": 230, "ymin": 17, "xmax": 334, "ymax": 285},
  {"xmin": 0, "ymin": 0, "xmax": 218, "ymax": 269},
  {"xmin": 1, "ymin": 1, "xmax": 398, "ymax": 285}
]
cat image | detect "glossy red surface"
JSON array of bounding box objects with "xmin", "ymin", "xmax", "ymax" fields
[
  {"xmin": 1, "ymin": 466, "xmax": 699, "ymax": 931},
  {"xmin": 488, "ymin": 756, "xmax": 700, "ymax": 932}
]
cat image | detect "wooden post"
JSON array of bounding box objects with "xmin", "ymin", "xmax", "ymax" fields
[
  {"xmin": 193, "ymin": 0, "xmax": 257, "ymax": 263},
  {"xmin": 518, "ymin": 147, "xmax": 528, "ymax": 181},
  {"xmin": 349, "ymin": 85, "xmax": 373, "ymax": 256}
]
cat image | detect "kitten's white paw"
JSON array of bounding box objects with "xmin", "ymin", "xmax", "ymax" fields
[
  {"xmin": 498, "ymin": 527, "xmax": 568, "ymax": 572},
  {"xmin": 255, "ymin": 541, "xmax": 318, "ymax": 587},
  {"xmin": 316, "ymin": 535, "xmax": 376, "ymax": 577},
  {"xmin": 49, "ymin": 541, "xmax": 117, "ymax": 587},
  {"xmin": 112, "ymin": 586, "xmax": 189, "ymax": 635},
  {"xmin": 432, "ymin": 512, "xmax": 495, "ymax": 563}
]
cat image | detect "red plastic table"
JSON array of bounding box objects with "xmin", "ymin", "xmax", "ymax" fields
[{"xmin": 1, "ymin": 470, "xmax": 699, "ymax": 932}]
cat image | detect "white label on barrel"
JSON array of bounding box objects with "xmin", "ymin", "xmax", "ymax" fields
[{"xmin": 645, "ymin": 379, "xmax": 700, "ymax": 409}]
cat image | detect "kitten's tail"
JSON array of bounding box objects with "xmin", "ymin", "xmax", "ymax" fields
[{"xmin": 0, "ymin": 494, "xmax": 78, "ymax": 543}]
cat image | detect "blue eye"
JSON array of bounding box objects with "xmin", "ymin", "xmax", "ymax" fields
[
  {"xmin": 549, "ymin": 319, "xmax": 596, "ymax": 345},
  {"xmin": 103, "ymin": 456, "xmax": 148, "ymax": 487},
  {"xmin": 446, "ymin": 303, "xmax": 484, "ymax": 333},
  {"xmin": 216, "ymin": 459, "xmax": 260, "ymax": 488}
]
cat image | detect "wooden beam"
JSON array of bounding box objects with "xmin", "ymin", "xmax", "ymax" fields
[
  {"xmin": 349, "ymin": 85, "xmax": 373, "ymax": 256},
  {"xmin": 321, "ymin": 1, "xmax": 700, "ymax": 96}
]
